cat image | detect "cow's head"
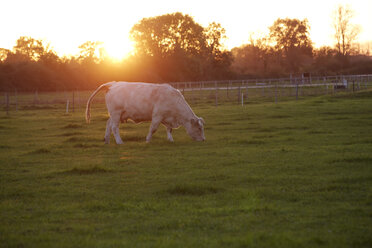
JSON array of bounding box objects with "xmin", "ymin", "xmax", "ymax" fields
[{"xmin": 186, "ymin": 117, "xmax": 205, "ymax": 141}]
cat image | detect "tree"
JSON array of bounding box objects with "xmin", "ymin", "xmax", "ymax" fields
[
  {"xmin": 0, "ymin": 48, "xmax": 10, "ymax": 62},
  {"xmin": 252, "ymin": 36, "xmax": 275, "ymax": 76},
  {"xmin": 333, "ymin": 5, "xmax": 360, "ymax": 56},
  {"xmin": 78, "ymin": 41, "xmax": 104, "ymax": 63},
  {"xmin": 130, "ymin": 12, "xmax": 232, "ymax": 81},
  {"xmin": 312, "ymin": 46, "xmax": 340, "ymax": 74},
  {"xmin": 231, "ymin": 36, "xmax": 280, "ymax": 78},
  {"xmin": 130, "ymin": 12, "xmax": 205, "ymax": 58},
  {"xmin": 204, "ymin": 22, "xmax": 226, "ymax": 55},
  {"xmin": 12, "ymin": 36, "xmax": 45, "ymax": 61},
  {"xmin": 231, "ymin": 44, "xmax": 260, "ymax": 76},
  {"xmin": 203, "ymin": 22, "xmax": 233, "ymax": 78},
  {"xmin": 269, "ymin": 18, "xmax": 313, "ymax": 73}
]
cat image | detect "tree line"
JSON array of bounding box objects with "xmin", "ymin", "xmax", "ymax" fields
[{"xmin": 1, "ymin": 8, "xmax": 371, "ymax": 91}]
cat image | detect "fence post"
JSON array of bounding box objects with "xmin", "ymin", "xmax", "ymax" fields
[
  {"xmin": 72, "ymin": 91, "xmax": 75, "ymax": 112},
  {"xmin": 77, "ymin": 90, "xmax": 81, "ymax": 109},
  {"xmin": 199, "ymin": 82, "xmax": 203, "ymax": 101},
  {"xmin": 275, "ymin": 83, "xmax": 278, "ymax": 104},
  {"xmin": 34, "ymin": 91, "xmax": 39, "ymax": 104},
  {"xmin": 237, "ymin": 86, "xmax": 241, "ymax": 104},
  {"xmin": 227, "ymin": 81, "xmax": 229, "ymax": 99},
  {"xmin": 6, "ymin": 93, "xmax": 9, "ymax": 115},
  {"xmin": 365, "ymin": 76, "xmax": 367, "ymax": 89},
  {"xmin": 66, "ymin": 99, "xmax": 69, "ymax": 113},
  {"xmin": 15, "ymin": 89, "xmax": 18, "ymax": 112},
  {"xmin": 215, "ymin": 85, "xmax": 218, "ymax": 107},
  {"xmin": 296, "ymin": 81, "xmax": 299, "ymax": 101},
  {"xmin": 191, "ymin": 85, "xmax": 195, "ymax": 105}
]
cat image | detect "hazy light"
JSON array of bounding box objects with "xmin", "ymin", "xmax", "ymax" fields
[{"xmin": 0, "ymin": 0, "xmax": 371, "ymax": 60}]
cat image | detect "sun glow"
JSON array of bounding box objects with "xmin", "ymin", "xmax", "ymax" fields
[
  {"xmin": 104, "ymin": 39, "xmax": 135, "ymax": 61},
  {"xmin": 0, "ymin": 0, "xmax": 371, "ymax": 60}
]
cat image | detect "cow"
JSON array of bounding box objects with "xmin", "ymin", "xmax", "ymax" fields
[{"xmin": 85, "ymin": 82, "xmax": 205, "ymax": 144}]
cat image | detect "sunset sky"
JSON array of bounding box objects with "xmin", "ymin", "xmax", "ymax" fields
[{"xmin": 1, "ymin": 0, "xmax": 371, "ymax": 60}]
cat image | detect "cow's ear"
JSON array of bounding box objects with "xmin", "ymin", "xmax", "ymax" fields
[{"xmin": 198, "ymin": 117, "xmax": 205, "ymax": 125}]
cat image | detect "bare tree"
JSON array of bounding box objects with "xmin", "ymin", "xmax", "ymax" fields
[{"xmin": 333, "ymin": 5, "xmax": 361, "ymax": 56}]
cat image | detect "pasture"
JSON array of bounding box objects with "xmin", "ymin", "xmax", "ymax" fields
[{"xmin": 1, "ymin": 90, "xmax": 372, "ymax": 247}]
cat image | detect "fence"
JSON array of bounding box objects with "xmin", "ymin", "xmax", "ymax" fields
[
  {"xmin": 2, "ymin": 74, "xmax": 372, "ymax": 114},
  {"xmin": 170, "ymin": 74, "xmax": 372, "ymax": 106},
  {"xmin": 1, "ymin": 90, "xmax": 102, "ymax": 114}
]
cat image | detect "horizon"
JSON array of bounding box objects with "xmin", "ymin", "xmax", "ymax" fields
[{"xmin": 1, "ymin": 0, "xmax": 371, "ymax": 60}]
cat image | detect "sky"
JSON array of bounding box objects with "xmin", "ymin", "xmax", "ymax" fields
[{"xmin": 1, "ymin": 0, "xmax": 371, "ymax": 60}]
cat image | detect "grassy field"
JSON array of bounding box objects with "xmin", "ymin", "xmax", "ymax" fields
[{"xmin": 1, "ymin": 90, "xmax": 372, "ymax": 247}]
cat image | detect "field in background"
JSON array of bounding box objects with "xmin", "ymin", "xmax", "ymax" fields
[{"xmin": 1, "ymin": 89, "xmax": 372, "ymax": 247}]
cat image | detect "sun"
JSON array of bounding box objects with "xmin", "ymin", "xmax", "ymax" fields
[{"xmin": 103, "ymin": 38, "xmax": 135, "ymax": 61}]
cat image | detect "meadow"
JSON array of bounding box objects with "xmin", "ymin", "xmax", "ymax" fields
[{"xmin": 0, "ymin": 89, "xmax": 372, "ymax": 247}]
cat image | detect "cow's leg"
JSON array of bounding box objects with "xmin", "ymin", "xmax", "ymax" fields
[
  {"xmin": 166, "ymin": 127, "xmax": 174, "ymax": 142},
  {"xmin": 146, "ymin": 117, "xmax": 161, "ymax": 143},
  {"xmin": 110, "ymin": 112, "xmax": 124, "ymax": 144},
  {"xmin": 104, "ymin": 117, "xmax": 112, "ymax": 144}
]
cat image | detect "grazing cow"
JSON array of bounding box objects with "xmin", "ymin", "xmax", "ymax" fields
[{"xmin": 85, "ymin": 82, "xmax": 205, "ymax": 144}]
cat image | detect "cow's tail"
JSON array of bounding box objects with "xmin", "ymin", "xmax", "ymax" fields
[{"xmin": 85, "ymin": 82, "xmax": 113, "ymax": 123}]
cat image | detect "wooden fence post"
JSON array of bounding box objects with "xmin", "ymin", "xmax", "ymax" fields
[
  {"xmin": 275, "ymin": 83, "xmax": 278, "ymax": 104},
  {"xmin": 34, "ymin": 91, "xmax": 39, "ymax": 104},
  {"xmin": 364, "ymin": 76, "xmax": 368, "ymax": 89},
  {"xmin": 215, "ymin": 88, "xmax": 218, "ymax": 107},
  {"xmin": 226, "ymin": 81, "xmax": 229, "ymax": 99},
  {"xmin": 72, "ymin": 91, "xmax": 75, "ymax": 112},
  {"xmin": 237, "ymin": 86, "xmax": 241, "ymax": 104},
  {"xmin": 66, "ymin": 99, "xmax": 69, "ymax": 113},
  {"xmin": 214, "ymin": 81, "xmax": 218, "ymax": 106},
  {"xmin": 296, "ymin": 81, "xmax": 299, "ymax": 101},
  {"xmin": 6, "ymin": 93, "xmax": 9, "ymax": 115},
  {"xmin": 15, "ymin": 89, "xmax": 18, "ymax": 112},
  {"xmin": 191, "ymin": 85, "xmax": 195, "ymax": 105},
  {"xmin": 77, "ymin": 90, "xmax": 81, "ymax": 109}
]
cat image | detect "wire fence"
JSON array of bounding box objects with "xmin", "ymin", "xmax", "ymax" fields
[
  {"xmin": 169, "ymin": 74, "xmax": 372, "ymax": 105},
  {"xmin": 2, "ymin": 74, "xmax": 372, "ymax": 114}
]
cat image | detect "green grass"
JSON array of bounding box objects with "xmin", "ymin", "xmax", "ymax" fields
[{"xmin": 1, "ymin": 90, "xmax": 372, "ymax": 247}]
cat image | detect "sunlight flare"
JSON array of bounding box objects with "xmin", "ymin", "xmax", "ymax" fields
[{"xmin": 104, "ymin": 39, "xmax": 134, "ymax": 61}]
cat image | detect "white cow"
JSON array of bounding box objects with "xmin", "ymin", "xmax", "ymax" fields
[{"xmin": 85, "ymin": 82, "xmax": 205, "ymax": 144}]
